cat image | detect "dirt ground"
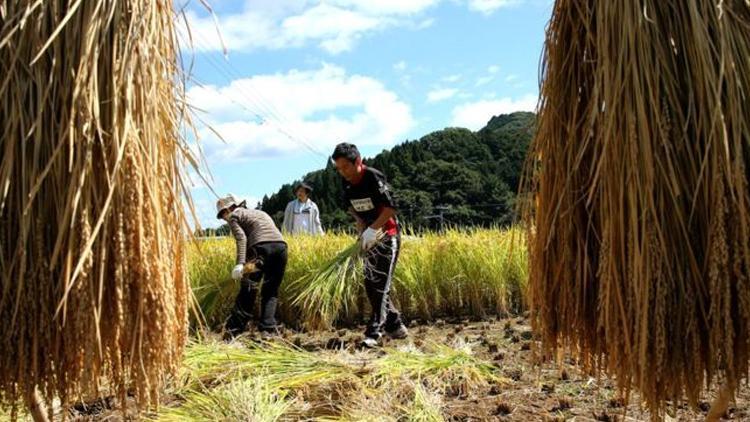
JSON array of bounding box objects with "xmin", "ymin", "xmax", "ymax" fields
[{"xmin": 66, "ymin": 316, "xmax": 749, "ymax": 421}]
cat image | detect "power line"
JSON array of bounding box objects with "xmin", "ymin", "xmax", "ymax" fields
[
  {"xmin": 188, "ymin": 54, "xmax": 327, "ymax": 158},
  {"xmin": 179, "ymin": 29, "xmax": 329, "ymax": 159}
]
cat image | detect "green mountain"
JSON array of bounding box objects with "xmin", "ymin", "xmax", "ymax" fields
[{"xmin": 259, "ymin": 111, "xmax": 536, "ymax": 231}]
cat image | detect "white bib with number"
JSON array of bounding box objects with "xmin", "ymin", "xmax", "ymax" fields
[{"xmin": 350, "ymin": 198, "xmax": 375, "ymax": 212}]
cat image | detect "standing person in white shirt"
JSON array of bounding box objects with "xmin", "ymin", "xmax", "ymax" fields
[{"xmin": 282, "ymin": 182, "xmax": 325, "ymax": 236}]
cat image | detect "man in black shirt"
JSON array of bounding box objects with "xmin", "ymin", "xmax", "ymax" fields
[{"xmin": 331, "ymin": 142, "xmax": 408, "ymax": 348}]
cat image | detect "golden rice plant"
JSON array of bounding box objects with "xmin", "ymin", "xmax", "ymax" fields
[
  {"xmin": 523, "ymin": 0, "xmax": 750, "ymax": 415},
  {"xmin": 167, "ymin": 337, "xmax": 499, "ymax": 420},
  {"xmin": 332, "ymin": 381, "xmax": 444, "ymax": 422},
  {"xmin": 0, "ymin": 0, "xmax": 193, "ymax": 417},
  {"xmin": 189, "ymin": 229, "xmax": 528, "ymax": 329},
  {"xmin": 189, "ymin": 228, "xmax": 528, "ymax": 329},
  {"xmin": 400, "ymin": 383, "xmax": 445, "ymax": 422},
  {"xmin": 187, "ymin": 239, "xmax": 239, "ymax": 328},
  {"xmin": 395, "ymin": 228, "xmax": 527, "ymax": 320}
]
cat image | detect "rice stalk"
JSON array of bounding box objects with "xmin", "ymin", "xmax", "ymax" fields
[
  {"xmin": 177, "ymin": 340, "xmax": 364, "ymax": 392},
  {"xmin": 187, "ymin": 239, "xmax": 239, "ymax": 328},
  {"xmin": 171, "ymin": 336, "xmax": 501, "ymax": 420},
  {"xmin": 522, "ymin": 0, "xmax": 750, "ymax": 415},
  {"xmin": 0, "ymin": 0, "xmax": 194, "ymax": 415},
  {"xmin": 400, "ymin": 382, "xmax": 445, "ymax": 422},
  {"xmin": 155, "ymin": 378, "xmax": 295, "ymax": 422},
  {"xmin": 371, "ymin": 341, "xmax": 502, "ymax": 393},
  {"xmin": 288, "ymin": 239, "xmax": 365, "ymax": 330},
  {"xmin": 331, "ymin": 380, "xmax": 444, "ymax": 422}
]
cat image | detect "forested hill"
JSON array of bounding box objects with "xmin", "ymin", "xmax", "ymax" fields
[{"xmin": 259, "ymin": 111, "xmax": 536, "ymax": 231}]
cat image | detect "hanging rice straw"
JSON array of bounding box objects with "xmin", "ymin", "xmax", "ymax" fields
[
  {"xmin": 522, "ymin": 0, "xmax": 750, "ymax": 416},
  {"xmin": 0, "ymin": 0, "xmax": 195, "ymax": 418}
]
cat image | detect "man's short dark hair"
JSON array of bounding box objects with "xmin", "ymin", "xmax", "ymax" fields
[{"xmin": 331, "ymin": 142, "xmax": 360, "ymax": 163}]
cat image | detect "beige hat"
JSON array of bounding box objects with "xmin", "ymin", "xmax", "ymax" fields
[{"xmin": 216, "ymin": 194, "xmax": 239, "ymax": 219}]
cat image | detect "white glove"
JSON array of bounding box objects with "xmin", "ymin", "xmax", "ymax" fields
[
  {"xmin": 360, "ymin": 227, "xmax": 379, "ymax": 251},
  {"xmin": 231, "ymin": 264, "xmax": 244, "ymax": 280}
]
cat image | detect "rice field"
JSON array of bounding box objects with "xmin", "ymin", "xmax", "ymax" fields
[
  {"xmin": 6, "ymin": 228, "xmax": 749, "ymax": 420},
  {"xmin": 189, "ymin": 228, "xmax": 528, "ymax": 330}
]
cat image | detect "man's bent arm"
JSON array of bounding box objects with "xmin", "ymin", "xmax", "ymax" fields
[{"xmin": 369, "ymin": 207, "xmax": 396, "ymax": 231}]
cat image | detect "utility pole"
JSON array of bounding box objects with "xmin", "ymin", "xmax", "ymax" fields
[{"xmin": 424, "ymin": 205, "xmax": 450, "ymax": 232}]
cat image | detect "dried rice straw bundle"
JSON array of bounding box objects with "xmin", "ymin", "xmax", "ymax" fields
[
  {"xmin": 0, "ymin": 0, "xmax": 193, "ymax": 418},
  {"xmin": 523, "ymin": 0, "xmax": 750, "ymax": 416}
]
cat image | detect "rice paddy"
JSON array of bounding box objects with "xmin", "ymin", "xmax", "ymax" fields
[
  {"xmin": 126, "ymin": 228, "xmax": 747, "ymax": 420},
  {"xmin": 189, "ymin": 228, "xmax": 528, "ymax": 330}
]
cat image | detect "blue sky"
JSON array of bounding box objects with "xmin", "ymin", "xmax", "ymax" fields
[{"xmin": 177, "ymin": 0, "xmax": 552, "ymax": 228}]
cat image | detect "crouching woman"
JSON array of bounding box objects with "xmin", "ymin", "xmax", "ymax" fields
[{"xmin": 216, "ymin": 194, "xmax": 287, "ymax": 337}]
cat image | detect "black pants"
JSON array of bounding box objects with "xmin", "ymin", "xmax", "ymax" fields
[
  {"xmin": 231, "ymin": 241, "xmax": 287, "ymax": 330},
  {"xmin": 363, "ymin": 234, "xmax": 402, "ymax": 337}
]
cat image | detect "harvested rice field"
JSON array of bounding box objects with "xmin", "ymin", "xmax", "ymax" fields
[{"xmin": 51, "ymin": 316, "xmax": 750, "ymax": 421}]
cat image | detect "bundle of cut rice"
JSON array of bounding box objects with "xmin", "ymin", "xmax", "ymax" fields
[
  {"xmin": 523, "ymin": 0, "xmax": 750, "ymax": 416},
  {"xmin": 0, "ymin": 0, "xmax": 193, "ymax": 418}
]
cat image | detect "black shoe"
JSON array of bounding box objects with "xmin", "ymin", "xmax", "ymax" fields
[
  {"xmin": 385, "ymin": 323, "xmax": 408, "ymax": 339},
  {"xmin": 223, "ymin": 317, "xmax": 249, "ymax": 340}
]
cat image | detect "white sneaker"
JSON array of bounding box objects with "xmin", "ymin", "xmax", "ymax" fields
[{"xmin": 361, "ymin": 334, "xmax": 381, "ymax": 348}]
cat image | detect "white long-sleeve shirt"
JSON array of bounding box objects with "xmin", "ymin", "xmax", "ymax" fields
[{"xmin": 282, "ymin": 199, "xmax": 324, "ymax": 235}]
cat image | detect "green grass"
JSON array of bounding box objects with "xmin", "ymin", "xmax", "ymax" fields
[{"xmin": 189, "ymin": 227, "xmax": 527, "ymax": 329}]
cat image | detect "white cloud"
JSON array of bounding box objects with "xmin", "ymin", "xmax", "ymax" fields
[
  {"xmin": 427, "ymin": 88, "xmax": 459, "ymax": 102},
  {"xmin": 505, "ymin": 74, "xmax": 519, "ymax": 82},
  {"xmin": 329, "ymin": 0, "xmax": 439, "ymax": 15},
  {"xmin": 188, "ymin": 64, "xmax": 414, "ymax": 162},
  {"xmin": 488, "ymin": 65, "xmax": 500, "ymax": 74},
  {"xmin": 467, "ymin": 0, "xmax": 523, "ymax": 15},
  {"xmin": 475, "ymin": 75, "xmax": 494, "ymax": 86},
  {"xmin": 178, "ymin": 1, "xmax": 440, "ymax": 54},
  {"xmin": 451, "ymin": 94, "xmax": 537, "ymax": 130},
  {"xmin": 442, "ymin": 74, "xmax": 462, "ymax": 83},
  {"xmin": 414, "ymin": 18, "xmax": 436, "ymax": 29},
  {"xmin": 393, "ymin": 61, "xmax": 407, "ymax": 71},
  {"xmin": 282, "ymin": 4, "xmax": 382, "ymax": 54}
]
